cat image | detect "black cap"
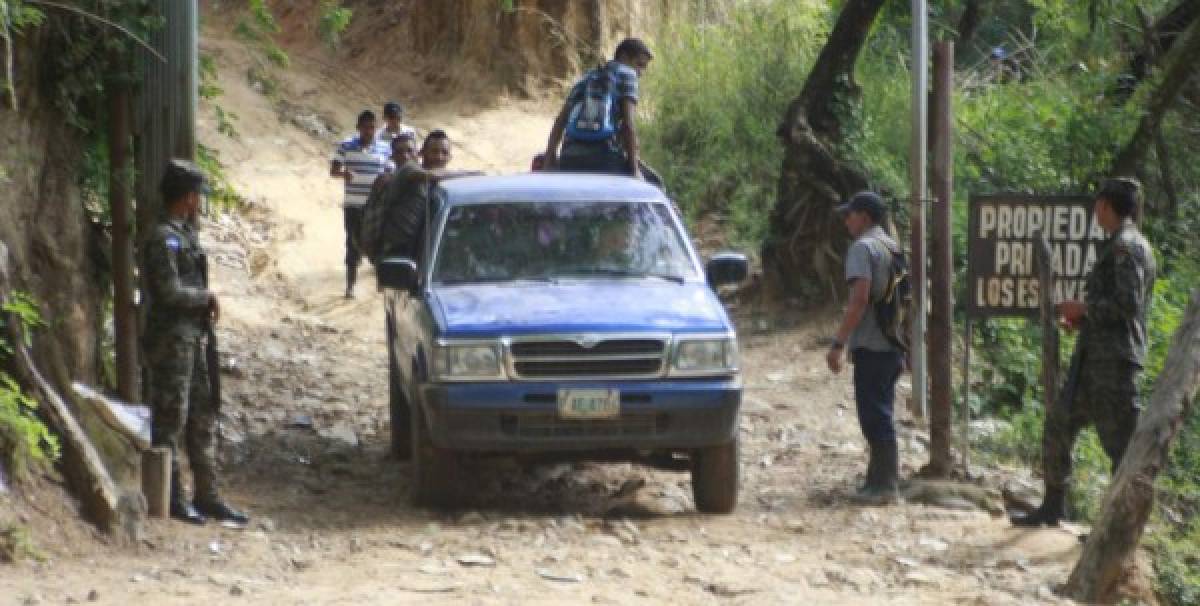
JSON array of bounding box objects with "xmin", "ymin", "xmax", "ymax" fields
[
  {"xmin": 383, "ymin": 101, "xmax": 403, "ymax": 118},
  {"xmin": 160, "ymin": 159, "xmax": 209, "ymax": 202},
  {"xmin": 835, "ymin": 191, "xmax": 886, "ymax": 222},
  {"xmin": 840, "ymin": 190, "xmax": 888, "ymax": 222}
]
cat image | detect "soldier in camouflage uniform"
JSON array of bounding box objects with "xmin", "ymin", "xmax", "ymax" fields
[
  {"xmin": 1012, "ymin": 177, "xmax": 1157, "ymax": 527},
  {"xmin": 143, "ymin": 160, "xmax": 248, "ymax": 526}
]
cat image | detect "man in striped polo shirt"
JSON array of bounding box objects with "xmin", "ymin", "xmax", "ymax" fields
[{"xmin": 331, "ymin": 109, "xmax": 391, "ymax": 298}]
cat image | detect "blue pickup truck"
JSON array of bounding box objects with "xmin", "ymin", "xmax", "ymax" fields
[{"xmin": 379, "ymin": 173, "xmax": 747, "ymax": 512}]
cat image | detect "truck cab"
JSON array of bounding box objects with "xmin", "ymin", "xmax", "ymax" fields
[{"xmin": 379, "ymin": 173, "xmax": 747, "ymax": 512}]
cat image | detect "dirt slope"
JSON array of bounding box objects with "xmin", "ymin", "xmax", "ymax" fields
[{"xmin": 0, "ymin": 25, "xmax": 1096, "ymax": 606}]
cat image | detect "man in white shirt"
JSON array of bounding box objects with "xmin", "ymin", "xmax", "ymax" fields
[
  {"xmin": 331, "ymin": 109, "xmax": 391, "ymax": 298},
  {"xmin": 379, "ymin": 101, "xmax": 416, "ymax": 143}
]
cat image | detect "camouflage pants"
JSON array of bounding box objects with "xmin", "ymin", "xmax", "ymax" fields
[
  {"xmin": 1042, "ymin": 357, "xmax": 1141, "ymax": 493},
  {"xmin": 146, "ymin": 334, "xmax": 218, "ymax": 505}
]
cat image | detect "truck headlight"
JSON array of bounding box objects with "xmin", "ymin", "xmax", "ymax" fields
[
  {"xmin": 671, "ymin": 337, "xmax": 738, "ymax": 376},
  {"xmin": 435, "ymin": 343, "xmax": 505, "ymax": 381}
]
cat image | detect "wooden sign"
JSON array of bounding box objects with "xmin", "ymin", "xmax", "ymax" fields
[{"xmin": 967, "ymin": 195, "xmax": 1106, "ymax": 317}]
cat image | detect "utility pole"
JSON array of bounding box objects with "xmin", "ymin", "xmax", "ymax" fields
[
  {"xmin": 928, "ymin": 40, "xmax": 954, "ymax": 475},
  {"xmin": 910, "ymin": 0, "xmax": 929, "ymax": 421},
  {"xmin": 109, "ymin": 76, "xmax": 137, "ymax": 405}
]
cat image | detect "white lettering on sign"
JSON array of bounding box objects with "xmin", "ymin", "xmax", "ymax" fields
[
  {"xmin": 969, "ymin": 196, "xmax": 1105, "ymax": 317},
  {"xmin": 980, "ymin": 205, "xmax": 996, "ymax": 238}
]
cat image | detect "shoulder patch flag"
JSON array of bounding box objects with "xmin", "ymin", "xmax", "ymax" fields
[{"xmin": 165, "ymin": 235, "xmax": 182, "ymax": 251}]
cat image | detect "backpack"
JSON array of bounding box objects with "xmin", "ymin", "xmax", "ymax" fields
[
  {"xmin": 565, "ymin": 66, "xmax": 619, "ymax": 143},
  {"xmin": 357, "ymin": 173, "xmax": 392, "ymax": 263},
  {"xmin": 360, "ymin": 165, "xmax": 436, "ymax": 265},
  {"xmin": 872, "ymin": 239, "xmax": 912, "ymax": 353}
]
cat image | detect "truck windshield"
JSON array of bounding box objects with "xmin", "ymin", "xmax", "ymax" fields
[{"xmin": 433, "ymin": 201, "xmax": 697, "ymax": 284}]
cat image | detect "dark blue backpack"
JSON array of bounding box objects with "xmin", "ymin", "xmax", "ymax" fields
[{"xmin": 565, "ymin": 66, "xmax": 619, "ymax": 143}]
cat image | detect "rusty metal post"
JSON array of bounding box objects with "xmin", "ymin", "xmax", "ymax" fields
[
  {"xmin": 927, "ymin": 40, "xmax": 954, "ymax": 475},
  {"xmin": 961, "ymin": 317, "xmax": 972, "ymax": 471},
  {"xmin": 109, "ymin": 79, "xmax": 138, "ymax": 404}
]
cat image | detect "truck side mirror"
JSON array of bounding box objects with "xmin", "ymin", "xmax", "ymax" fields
[
  {"xmin": 378, "ymin": 257, "xmax": 419, "ymax": 293},
  {"xmin": 705, "ymin": 252, "xmax": 749, "ymax": 288}
]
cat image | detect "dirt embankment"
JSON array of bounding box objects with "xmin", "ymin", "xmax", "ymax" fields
[{"xmin": 244, "ymin": 0, "xmax": 683, "ymax": 100}]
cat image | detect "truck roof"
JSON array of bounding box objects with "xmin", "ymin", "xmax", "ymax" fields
[{"xmin": 440, "ymin": 173, "xmax": 668, "ymax": 206}]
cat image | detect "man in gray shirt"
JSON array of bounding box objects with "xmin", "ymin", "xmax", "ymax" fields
[{"xmin": 826, "ymin": 191, "xmax": 905, "ymax": 505}]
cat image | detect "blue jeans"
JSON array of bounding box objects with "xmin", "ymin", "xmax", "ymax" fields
[{"xmin": 852, "ymin": 348, "xmax": 904, "ymax": 443}]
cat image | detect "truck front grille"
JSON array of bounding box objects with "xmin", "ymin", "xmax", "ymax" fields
[{"xmin": 509, "ymin": 338, "xmax": 667, "ymax": 379}]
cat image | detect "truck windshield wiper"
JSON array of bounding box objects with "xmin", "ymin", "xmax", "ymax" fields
[
  {"xmin": 436, "ymin": 276, "xmax": 556, "ymax": 285},
  {"xmin": 563, "ymin": 268, "xmax": 685, "ymax": 284}
]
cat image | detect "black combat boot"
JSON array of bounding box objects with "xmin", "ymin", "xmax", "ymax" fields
[
  {"xmin": 169, "ymin": 476, "xmax": 207, "ymax": 526},
  {"xmin": 1010, "ymin": 488, "xmax": 1065, "ymax": 527},
  {"xmin": 852, "ymin": 439, "xmax": 899, "ymax": 505},
  {"xmin": 195, "ymin": 499, "xmax": 250, "ymax": 526}
]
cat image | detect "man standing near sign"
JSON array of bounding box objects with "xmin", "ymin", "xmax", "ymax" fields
[
  {"xmin": 1012, "ymin": 178, "xmax": 1157, "ymax": 527},
  {"xmin": 827, "ymin": 191, "xmax": 905, "ymax": 505}
]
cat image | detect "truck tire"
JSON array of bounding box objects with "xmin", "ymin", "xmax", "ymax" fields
[
  {"xmin": 387, "ymin": 322, "xmax": 411, "ymax": 459},
  {"xmin": 410, "ymin": 400, "xmax": 461, "ymax": 508},
  {"xmin": 691, "ymin": 438, "xmax": 739, "ymax": 514}
]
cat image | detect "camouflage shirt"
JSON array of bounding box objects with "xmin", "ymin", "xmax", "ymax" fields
[
  {"xmin": 144, "ymin": 217, "xmax": 210, "ymax": 340},
  {"xmin": 1080, "ymin": 219, "xmax": 1156, "ymax": 367}
]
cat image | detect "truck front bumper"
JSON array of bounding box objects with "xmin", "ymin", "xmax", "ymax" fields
[{"xmin": 419, "ymin": 379, "xmax": 741, "ymax": 452}]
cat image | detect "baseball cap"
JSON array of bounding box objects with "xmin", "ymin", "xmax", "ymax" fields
[
  {"xmin": 835, "ymin": 191, "xmax": 886, "ymax": 222},
  {"xmin": 160, "ymin": 159, "xmax": 210, "ymax": 201},
  {"xmin": 383, "ymin": 101, "xmax": 403, "ymax": 118}
]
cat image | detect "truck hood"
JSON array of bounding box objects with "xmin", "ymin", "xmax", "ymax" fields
[{"xmin": 431, "ymin": 280, "xmax": 730, "ymax": 337}]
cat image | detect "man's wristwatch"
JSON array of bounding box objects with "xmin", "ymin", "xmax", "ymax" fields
[{"xmin": 830, "ymin": 338, "xmax": 844, "ymax": 351}]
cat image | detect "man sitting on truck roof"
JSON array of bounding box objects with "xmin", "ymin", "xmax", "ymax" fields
[{"xmin": 543, "ymin": 38, "xmax": 653, "ymax": 181}]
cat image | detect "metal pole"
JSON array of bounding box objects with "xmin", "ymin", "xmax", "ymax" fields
[
  {"xmin": 961, "ymin": 316, "xmax": 972, "ymax": 472},
  {"xmin": 109, "ymin": 80, "xmax": 138, "ymax": 404},
  {"xmin": 910, "ymin": 0, "xmax": 929, "ymax": 421},
  {"xmin": 929, "ymin": 40, "xmax": 954, "ymax": 474}
]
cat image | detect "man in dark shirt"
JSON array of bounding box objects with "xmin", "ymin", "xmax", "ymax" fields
[
  {"xmin": 143, "ymin": 160, "xmax": 248, "ymax": 526},
  {"xmin": 1012, "ymin": 177, "xmax": 1157, "ymax": 527}
]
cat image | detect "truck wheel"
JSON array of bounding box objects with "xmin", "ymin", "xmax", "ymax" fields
[
  {"xmin": 691, "ymin": 438, "xmax": 739, "ymax": 514},
  {"xmin": 387, "ymin": 319, "xmax": 411, "ymax": 459},
  {"xmin": 410, "ymin": 400, "xmax": 461, "ymax": 508}
]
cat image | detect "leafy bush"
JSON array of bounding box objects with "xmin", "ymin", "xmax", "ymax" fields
[
  {"xmin": 0, "ymin": 293, "xmax": 59, "ymax": 482},
  {"xmin": 317, "ymin": 0, "xmax": 353, "ymax": 50},
  {"xmin": 197, "ymin": 144, "xmax": 245, "ymax": 215},
  {"xmin": 640, "ymin": 1, "xmax": 829, "ymax": 247}
]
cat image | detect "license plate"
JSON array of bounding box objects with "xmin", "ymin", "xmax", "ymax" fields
[{"xmin": 557, "ymin": 389, "xmax": 620, "ymax": 420}]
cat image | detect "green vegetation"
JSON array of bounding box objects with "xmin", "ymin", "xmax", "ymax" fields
[
  {"xmin": 0, "ymin": 293, "xmax": 59, "ymax": 483},
  {"xmin": 317, "ymin": 0, "xmax": 353, "ymax": 50},
  {"xmin": 0, "ymin": 521, "xmax": 44, "ymax": 563},
  {"xmin": 642, "ymin": 2, "xmax": 830, "ymax": 247},
  {"xmin": 197, "ymin": 144, "xmax": 246, "ymax": 214},
  {"xmin": 641, "ymin": 1, "xmax": 1199, "ymax": 602}
]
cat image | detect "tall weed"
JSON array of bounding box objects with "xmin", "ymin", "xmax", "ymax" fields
[{"xmin": 640, "ymin": 1, "xmax": 829, "ymax": 247}]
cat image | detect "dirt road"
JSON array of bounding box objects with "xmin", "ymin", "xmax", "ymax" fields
[{"xmin": 1, "ymin": 33, "xmax": 1086, "ymax": 606}]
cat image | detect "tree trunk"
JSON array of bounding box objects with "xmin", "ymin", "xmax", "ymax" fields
[
  {"xmin": 1110, "ymin": 18, "xmax": 1200, "ymax": 180},
  {"xmin": 763, "ymin": 0, "xmax": 886, "ymax": 298},
  {"xmin": 954, "ymin": 0, "xmax": 984, "ymax": 58},
  {"xmin": 0, "ymin": 241, "xmax": 142, "ymax": 541},
  {"xmin": 585, "ymin": 0, "xmax": 607, "ymax": 66},
  {"xmin": 1063, "ymin": 289, "xmax": 1200, "ymax": 603},
  {"xmin": 1116, "ymin": 0, "xmax": 1200, "ymax": 103}
]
